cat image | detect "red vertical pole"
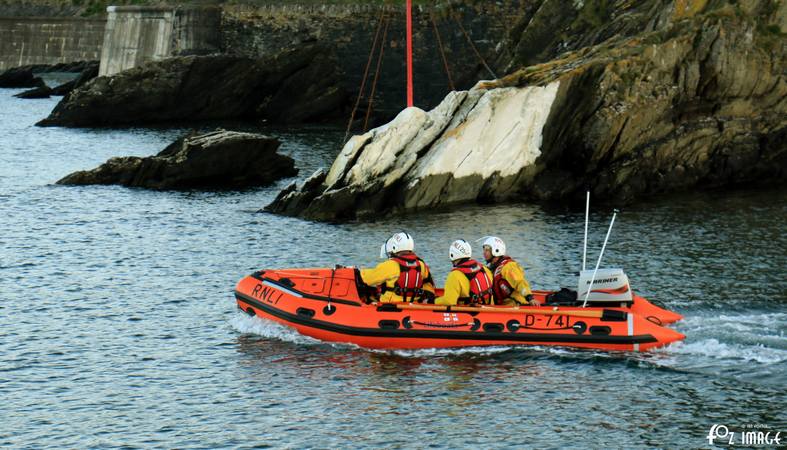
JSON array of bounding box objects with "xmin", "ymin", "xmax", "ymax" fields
[{"xmin": 406, "ymin": 0, "xmax": 414, "ymax": 107}]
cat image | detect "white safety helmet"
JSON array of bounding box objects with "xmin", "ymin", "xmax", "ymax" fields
[
  {"xmin": 448, "ymin": 239, "xmax": 472, "ymax": 261},
  {"xmin": 379, "ymin": 231, "xmax": 415, "ymax": 258},
  {"xmin": 478, "ymin": 236, "xmax": 506, "ymax": 257}
]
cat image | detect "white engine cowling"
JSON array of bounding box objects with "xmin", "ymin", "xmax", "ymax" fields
[{"xmin": 577, "ymin": 268, "xmax": 633, "ymax": 303}]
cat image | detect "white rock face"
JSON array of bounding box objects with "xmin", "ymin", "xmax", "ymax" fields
[
  {"xmin": 325, "ymin": 91, "xmax": 468, "ymax": 189},
  {"xmin": 378, "ymin": 91, "xmax": 467, "ymax": 187},
  {"xmin": 415, "ymin": 82, "xmax": 560, "ymax": 179},
  {"xmin": 324, "ymin": 130, "xmax": 373, "ymax": 188},
  {"xmin": 324, "ymin": 83, "xmax": 559, "ymax": 192},
  {"xmin": 345, "ymin": 107, "xmax": 428, "ymax": 186},
  {"xmin": 269, "ymin": 81, "xmax": 562, "ymax": 218}
]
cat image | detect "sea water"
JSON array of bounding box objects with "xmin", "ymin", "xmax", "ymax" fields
[{"xmin": 1, "ymin": 87, "xmax": 784, "ymax": 448}]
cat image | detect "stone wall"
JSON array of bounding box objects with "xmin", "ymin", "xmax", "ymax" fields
[
  {"xmin": 0, "ymin": 17, "xmax": 105, "ymax": 70},
  {"xmin": 99, "ymin": 5, "xmax": 221, "ymax": 76}
]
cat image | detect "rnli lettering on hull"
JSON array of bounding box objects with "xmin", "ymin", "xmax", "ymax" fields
[{"xmin": 250, "ymin": 283, "xmax": 283, "ymax": 305}]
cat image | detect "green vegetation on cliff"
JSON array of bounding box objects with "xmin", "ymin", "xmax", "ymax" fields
[{"xmin": 0, "ymin": 0, "xmax": 513, "ymax": 17}]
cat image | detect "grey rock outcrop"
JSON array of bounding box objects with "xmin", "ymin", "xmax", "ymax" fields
[
  {"xmin": 37, "ymin": 44, "xmax": 345, "ymax": 127},
  {"xmin": 10, "ymin": 61, "xmax": 100, "ymax": 98},
  {"xmin": 13, "ymin": 83, "xmax": 51, "ymax": 98},
  {"xmin": 0, "ymin": 66, "xmax": 44, "ymax": 88},
  {"xmin": 22, "ymin": 60, "xmax": 98, "ymax": 73},
  {"xmin": 57, "ymin": 130, "xmax": 297, "ymax": 189}
]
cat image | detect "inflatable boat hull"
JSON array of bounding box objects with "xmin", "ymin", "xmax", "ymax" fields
[{"xmin": 234, "ymin": 268, "xmax": 684, "ymax": 352}]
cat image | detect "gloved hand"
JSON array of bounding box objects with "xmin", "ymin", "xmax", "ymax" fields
[
  {"xmin": 526, "ymin": 294, "xmax": 538, "ymax": 306},
  {"xmin": 422, "ymin": 291, "xmax": 436, "ymax": 304}
]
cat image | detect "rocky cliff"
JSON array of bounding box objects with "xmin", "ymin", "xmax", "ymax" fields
[{"xmin": 267, "ymin": 0, "xmax": 786, "ymax": 221}]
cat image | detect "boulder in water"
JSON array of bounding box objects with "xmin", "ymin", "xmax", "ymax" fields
[
  {"xmin": 57, "ymin": 130, "xmax": 298, "ymax": 189},
  {"xmin": 3, "ymin": 61, "xmax": 99, "ymax": 98},
  {"xmin": 0, "ymin": 67, "xmax": 45, "ymax": 88},
  {"xmin": 14, "ymin": 83, "xmax": 51, "ymax": 99}
]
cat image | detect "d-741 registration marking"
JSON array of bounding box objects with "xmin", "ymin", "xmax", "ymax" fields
[
  {"xmin": 522, "ymin": 314, "xmax": 571, "ymax": 329},
  {"xmin": 250, "ymin": 283, "xmax": 283, "ymax": 305}
]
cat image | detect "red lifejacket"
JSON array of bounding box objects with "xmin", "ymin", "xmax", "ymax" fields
[
  {"xmin": 453, "ymin": 259, "xmax": 494, "ymax": 305},
  {"xmin": 386, "ymin": 253, "xmax": 429, "ymax": 302},
  {"xmin": 490, "ymin": 256, "xmax": 516, "ymax": 305}
]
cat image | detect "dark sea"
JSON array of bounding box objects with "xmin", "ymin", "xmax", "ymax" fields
[{"xmin": 1, "ymin": 81, "xmax": 785, "ymax": 448}]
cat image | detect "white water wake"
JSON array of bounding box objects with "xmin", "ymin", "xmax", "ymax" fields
[
  {"xmin": 229, "ymin": 312, "xmax": 517, "ymax": 357},
  {"xmin": 229, "ymin": 312, "xmax": 322, "ymax": 346},
  {"xmin": 659, "ymin": 312, "xmax": 786, "ymax": 365},
  {"xmin": 661, "ymin": 339, "xmax": 787, "ymax": 365}
]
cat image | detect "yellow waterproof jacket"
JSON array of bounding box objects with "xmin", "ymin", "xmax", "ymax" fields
[
  {"xmin": 435, "ymin": 265, "xmax": 494, "ymax": 306},
  {"xmin": 493, "ymin": 258, "xmax": 533, "ymax": 306},
  {"xmin": 360, "ymin": 256, "xmax": 434, "ymax": 303}
]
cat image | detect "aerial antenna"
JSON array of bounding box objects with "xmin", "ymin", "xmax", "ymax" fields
[
  {"xmin": 582, "ymin": 209, "xmax": 618, "ymax": 308},
  {"xmin": 582, "ymin": 191, "xmax": 590, "ymax": 271}
]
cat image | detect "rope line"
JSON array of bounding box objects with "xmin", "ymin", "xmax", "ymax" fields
[
  {"xmin": 343, "ymin": 9, "xmax": 386, "ymax": 144},
  {"xmin": 430, "ymin": 11, "xmax": 455, "ymax": 91},
  {"xmin": 451, "ymin": 9, "xmax": 497, "ymax": 79},
  {"xmin": 363, "ymin": 14, "xmax": 390, "ymax": 132}
]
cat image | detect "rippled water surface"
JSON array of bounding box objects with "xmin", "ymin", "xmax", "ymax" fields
[{"xmin": 1, "ymin": 88, "xmax": 785, "ymax": 448}]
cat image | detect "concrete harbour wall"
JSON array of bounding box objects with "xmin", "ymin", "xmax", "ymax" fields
[
  {"xmin": 99, "ymin": 5, "xmax": 221, "ymax": 76},
  {"xmin": 0, "ymin": 17, "xmax": 105, "ymax": 70}
]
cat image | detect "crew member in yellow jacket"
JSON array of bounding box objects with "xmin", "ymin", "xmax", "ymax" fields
[
  {"xmin": 435, "ymin": 239, "xmax": 495, "ymax": 306},
  {"xmin": 361, "ymin": 232, "xmax": 435, "ymax": 303},
  {"xmin": 479, "ymin": 236, "xmax": 535, "ymax": 306}
]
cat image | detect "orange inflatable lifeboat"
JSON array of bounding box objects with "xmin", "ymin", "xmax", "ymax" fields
[{"xmin": 234, "ymin": 267, "xmax": 684, "ymax": 352}]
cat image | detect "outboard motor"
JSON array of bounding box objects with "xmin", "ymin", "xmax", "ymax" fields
[{"xmin": 578, "ymin": 268, "xmax": 633, "ymax": 305}]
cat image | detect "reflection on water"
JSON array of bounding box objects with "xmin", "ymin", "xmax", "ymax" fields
[{"xmin": 1, "ymin": 87, "xmax": 785, "ymax": 448}]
